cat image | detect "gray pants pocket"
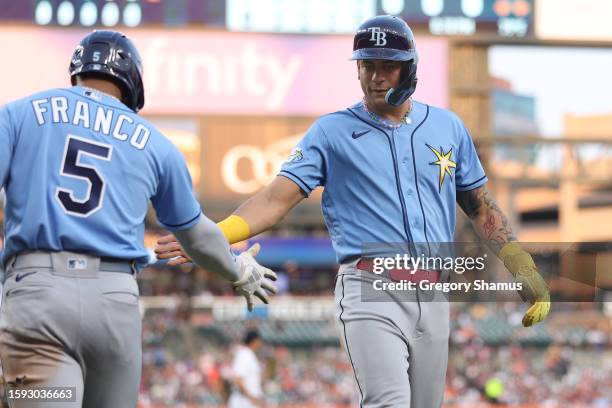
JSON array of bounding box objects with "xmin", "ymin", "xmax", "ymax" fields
[{"xmin": 101, "ymin": 290, "xmax": 139, "ymax": 306}]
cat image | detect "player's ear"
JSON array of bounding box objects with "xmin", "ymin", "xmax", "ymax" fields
[{"xmin": 356, "ymin": 61, "xmax": 360, "ymax": 79}]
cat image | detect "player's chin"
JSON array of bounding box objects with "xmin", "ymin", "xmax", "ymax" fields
[
  {"xmin": 368, "ymin": 94, "xmax": 389, "ymax": 109},
  {"xmin": 367, "ymin": 91, "xmax": 386, "ymax": 102}
]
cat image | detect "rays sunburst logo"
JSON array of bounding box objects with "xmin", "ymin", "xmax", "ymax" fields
[{"xmin": 427, "ymin": 144, "xmax": 456, "ymax": 192}]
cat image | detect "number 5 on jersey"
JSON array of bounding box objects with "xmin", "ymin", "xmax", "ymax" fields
[{"xmin": 56, "ymin": 135, "xmax": 112, "ymax": 217}]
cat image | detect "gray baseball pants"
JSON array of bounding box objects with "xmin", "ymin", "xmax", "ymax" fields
[
  {"xmin": 0, "ymin": 251, "xmax": 141, "ymax": 408},
  {"xmin": 334, "ymin": 261, "xmax": 450, "ymax": 408}
]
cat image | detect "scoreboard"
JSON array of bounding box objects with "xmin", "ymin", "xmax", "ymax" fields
[
  {"xmin": 226, "ymin": 0, "xmax": 534, "ymax": 37},
  {"xmin": 6, "ymin": 0, "xmax": 533, "ymax": 38}
]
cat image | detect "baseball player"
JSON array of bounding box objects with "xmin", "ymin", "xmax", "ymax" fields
[
  {"xmin": 156, "ymin": 15, "xmax": 550, "ymax": 407},
  {"xmin": 228, "ymin": 330, "xmax": 265, "ymax": 408},
  {"xmin": 0, "ymin": 31, "xmax": 276, "ymax": 408}
]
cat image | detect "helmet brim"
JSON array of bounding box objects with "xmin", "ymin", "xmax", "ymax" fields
[{"xmin": 350, "ymin": 48, "xmax": 418, "ymax": 63}]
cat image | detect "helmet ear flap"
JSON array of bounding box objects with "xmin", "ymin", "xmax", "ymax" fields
[
  {"xmin": 385, "ymin": 60, "xmax": 417, "ymax": 106},
  {"xmin": 401, "ymin": 60, "xmax": 417, "ymax": 91}
]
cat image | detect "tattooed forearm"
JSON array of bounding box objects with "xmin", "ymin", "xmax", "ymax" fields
[
  {"xmin": 456, "ymin": 186, "xmax": 517, "ymax": 253},
  {"xmin": 484, "ymin": 214, "xmax": 496, "ymax": 238}
]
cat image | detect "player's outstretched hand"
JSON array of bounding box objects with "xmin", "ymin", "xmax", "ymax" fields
[
  {"xmin": 233, "ymin": 243, "xmax": 278, "ymax": 311},
  {"xmin": 155, "ymin": 234, "xmax": 192, "ymax": 266}
]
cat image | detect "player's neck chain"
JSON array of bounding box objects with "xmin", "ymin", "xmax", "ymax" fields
[{"xmin": 362, "ymin": 97, "xmax": 412, "ymax": 129}]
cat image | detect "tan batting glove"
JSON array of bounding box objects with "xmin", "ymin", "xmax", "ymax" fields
[
  {"xmin": 499, "ymin": 242, "xmax": 551, "ymax": 327},
  {"xmin": 233, "ymin": 244, "xmax": 278, "ymax": 311}
]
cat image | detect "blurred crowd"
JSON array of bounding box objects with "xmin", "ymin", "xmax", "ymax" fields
[
  {"xmin": 446, "ymin": 344, "xmax": 611, "ymax": 407},
  {"xmin": 138, "ymin": 310, "xmax": 356, "ymax": 407},
  {"xmin": 137, "ymin": 261, "xmax": 336, "ymax": 298},
  {"xmin": 136, "ymin": 302, "xmax": 611, "ymax": 407}
]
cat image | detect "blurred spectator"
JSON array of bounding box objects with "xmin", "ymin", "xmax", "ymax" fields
[{"xmin": 228, "ymin": 330, "xmax": 265, "ymax": 408}]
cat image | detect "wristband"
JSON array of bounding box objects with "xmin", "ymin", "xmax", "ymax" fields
[{"xmin": 218, "ymin": 215, "xmax": 251, "ymax": 244}]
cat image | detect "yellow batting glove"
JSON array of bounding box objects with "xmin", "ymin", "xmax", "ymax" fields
[{"xmin": 499, "ymin": 242, "xmax": 551, "ymax": 327}]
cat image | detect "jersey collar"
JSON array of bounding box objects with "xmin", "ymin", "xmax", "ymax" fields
[
  {"xmin": 71, "ymin": 86, "xmax": 131, "ymax": 111},
  {"xmin": 349, "ymin": 100, "xmax": 426, "ymax": 131}
]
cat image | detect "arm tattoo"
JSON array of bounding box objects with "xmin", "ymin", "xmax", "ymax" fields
[
  {"xmin": 484, "ymin": 214, "xmax": 496, "ymax": 238},
  {"xmin": 457, "ymin": 187, "xmax": 517, "ymax": 252}
]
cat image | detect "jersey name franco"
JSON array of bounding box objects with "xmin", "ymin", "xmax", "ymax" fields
[
  {"xmin": 279, "ymin": 100, "xmax": 488, "ymax": 263},
  {"xmin": 0, "ymin": 86, "xmax": 201, "ymax": 268},
  {"xmin": 31, "ymin": 92, "xmax": 150, "ymax": 150}
]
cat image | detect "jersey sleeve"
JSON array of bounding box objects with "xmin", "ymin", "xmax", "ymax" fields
[
  {"xmin": 0, "ymin": 105, "xmax": 14, "ymax": 191},
  {"xmin": 278, "ymin": 121, "xmax": 328, "ymax": 196},
  {"xmin": 454, "ymin": 118, "xmax": 488, "ymax": 191},
  {"xmin": 151, "ymin": 146, "xmax": 201, "ymax": 232}
]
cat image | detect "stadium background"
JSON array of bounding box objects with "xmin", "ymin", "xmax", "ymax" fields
[{"xmin": 0, "ymin": 0, "xmax": 610, "ymax": 406}]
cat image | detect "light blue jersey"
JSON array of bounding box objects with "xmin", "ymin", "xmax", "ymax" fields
[
  {"xmin": 280, "ymin": 100, "xmax": 487, "ymax": 263},
  {"xmin": 0, "ymin": 86, "xmax": 201, "ymax": 268}
]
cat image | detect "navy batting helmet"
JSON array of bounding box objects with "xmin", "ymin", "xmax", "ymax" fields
[
  {"xmin": 351, "ymin": 15, "xmax": 418, "ymax": 106},
  {"xmin": 69, "ymin": 30, "xmax": 145, "ymax": 112}
]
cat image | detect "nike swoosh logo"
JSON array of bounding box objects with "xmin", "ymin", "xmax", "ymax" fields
[
  {"xmin": 15, "ymin": 271, "xmax": 38, "ymax": 282},
  {"xmin": 351, "ymin": 129, "xmax": 371, "ymax": 139}
]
